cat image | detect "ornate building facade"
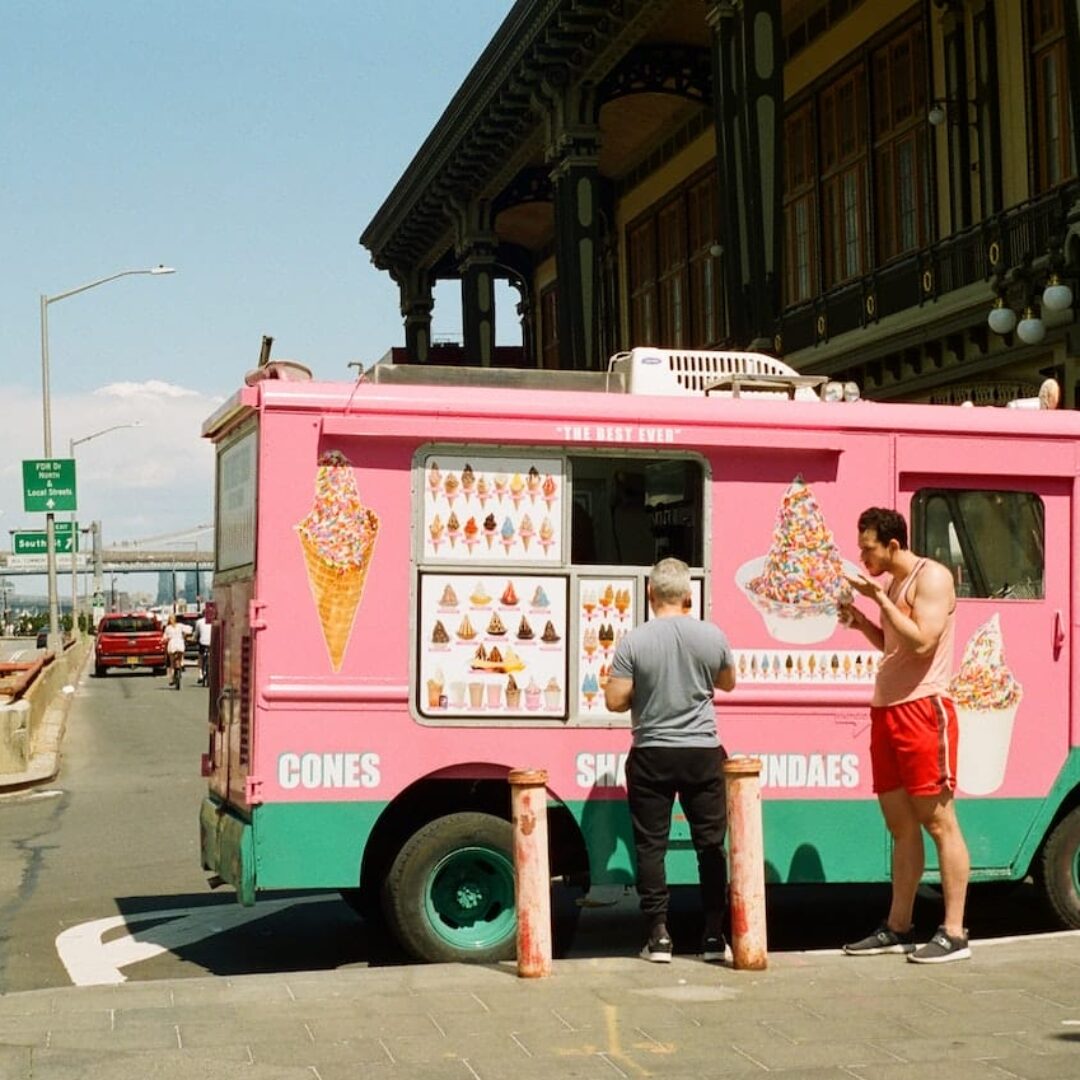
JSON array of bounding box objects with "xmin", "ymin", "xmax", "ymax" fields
[{"xmin": 361, "ymin": 0, "xmax": 1080, "ymax": 405}]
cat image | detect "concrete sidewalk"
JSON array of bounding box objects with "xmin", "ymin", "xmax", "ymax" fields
[{"xmin": 0, "ymin": 934, "xmax": 1077, "ymax": 1080}]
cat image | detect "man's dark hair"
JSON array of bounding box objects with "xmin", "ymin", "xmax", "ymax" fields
[{"xmin": 857, "ymin": 507, "xmax": 908, "ymax": 549}]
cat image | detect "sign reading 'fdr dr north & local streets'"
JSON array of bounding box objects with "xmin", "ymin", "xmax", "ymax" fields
[{"xmin": 22, "ymin": 458, "xmax": 78, "ymax": 512}]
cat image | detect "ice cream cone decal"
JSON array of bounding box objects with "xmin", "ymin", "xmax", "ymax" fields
[
  {"xmin": 542, "ymin": 474, "xmax": 557, "ymax": 509},
  {"xmin": 509, "ymin": 473, "xmax": 525, "ymax": 508},
  {"xmin": 296, "ymin": 450, "xmax": 380, "ymax": 672}
]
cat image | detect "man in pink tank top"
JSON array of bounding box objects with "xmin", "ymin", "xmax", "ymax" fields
[{"xmin": 838, "ymin": 507, "xmax": 971, "ymax": 964}]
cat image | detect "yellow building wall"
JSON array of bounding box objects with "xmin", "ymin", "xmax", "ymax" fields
[{"xmin": 995, "ymin": 1, "xmax": 1030, "ymax": 208}]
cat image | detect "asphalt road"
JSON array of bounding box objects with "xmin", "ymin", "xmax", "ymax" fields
[
  {"xmin": 0, "ymin": 637, "xmax": 44, "ymax": 663},
  {"xmin": 0, "ymin": 662, "xmax": 1065, "ymax": 993}
]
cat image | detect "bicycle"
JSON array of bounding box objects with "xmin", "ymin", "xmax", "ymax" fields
[{"xmin": 169, "ymin": 650, "xmax": 184, "ymax": 690}]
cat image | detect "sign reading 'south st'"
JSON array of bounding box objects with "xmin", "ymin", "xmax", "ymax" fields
[
  {"xmin": 13, "ymin": 522, "xmax": 78, "ymax": 554},
  {"xmin": 22, "ymin": 458, "xmax": 77, "ymax": 512}
]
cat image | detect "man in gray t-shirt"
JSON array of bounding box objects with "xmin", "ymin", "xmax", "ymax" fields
[{"xmin": 605, "ymin": 558, "xmax": 735, "ymax": 963}]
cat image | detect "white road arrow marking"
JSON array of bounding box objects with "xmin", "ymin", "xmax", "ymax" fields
[{"xmin": 55, "ymin": 896, "xmax": 328, "ymax": 986}]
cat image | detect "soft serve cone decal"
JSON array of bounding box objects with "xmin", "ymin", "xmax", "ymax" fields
[
  {"xmin": 950, "ymin": 613, "xmax": 1022, "ymax": 795},
  {"xmin": 296, "ymin": 450, "xmax": 380, "ymax": 672}
]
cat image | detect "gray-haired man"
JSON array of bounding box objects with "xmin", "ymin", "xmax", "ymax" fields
[{"xmin": 604, "ymin": 558, "xmax": 736, "ymax": 962}]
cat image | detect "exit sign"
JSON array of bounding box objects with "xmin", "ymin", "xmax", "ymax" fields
[{"xmin": 12, "ymin": 522, "xmax": 78, "ymax": 555}]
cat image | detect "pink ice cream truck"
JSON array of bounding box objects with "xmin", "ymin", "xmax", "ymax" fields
[{"xmin": 200, "ymin": 350, "xmax": 1080, "ymax": 963}]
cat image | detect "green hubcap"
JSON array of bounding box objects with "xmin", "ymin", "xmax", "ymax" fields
[{"xmin": 424, "ymin": 845, "xmax": 516, "ymax": 951}]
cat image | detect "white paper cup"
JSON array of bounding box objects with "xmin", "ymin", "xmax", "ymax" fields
[{"xmin": 956, "ymin": 705, "xmax": 1018, "ymax": 795}]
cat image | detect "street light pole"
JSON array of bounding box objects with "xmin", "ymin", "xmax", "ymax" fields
[
  {"xmin": 68, "ymin": 423, "xmax": 141, "ymax": 633},
  {"xmin": 39, "ymin": 266, "xmax": 174, "ymax": 652}
]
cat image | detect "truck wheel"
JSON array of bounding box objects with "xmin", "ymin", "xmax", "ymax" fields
[
  {"xmin": 1040, "ymin": 805, "xmax": 1080, "ymax": 929},
  {"xmin": 383, "ymin": 812, "xmax": 516, "ymax": 963},
  {"xmin": 95, "ymin": 664, "xmax": 106, "ymax": 678}
]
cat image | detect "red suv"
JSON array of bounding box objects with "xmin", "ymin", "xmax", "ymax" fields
[{"xmin": 94, "ymin": 613, "xmax": 166, "ymax": 676}]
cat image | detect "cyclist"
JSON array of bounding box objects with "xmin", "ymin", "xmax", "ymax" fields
[
  {"xmin": 194, "ymin": 611, "xmax": 213, "ymax": 686},
  {"xmin": 161, "ymin": 614, "xmax": 190, "ymax": 690}
]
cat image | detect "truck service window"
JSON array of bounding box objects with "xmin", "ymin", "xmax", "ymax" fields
[
  {"xmin": 570, "ymin": 456, "xmax": 703, "ymax": 567},
  {"xmin": 913, "ymin": 489, "xmax": 1045, "ymax": 599}
]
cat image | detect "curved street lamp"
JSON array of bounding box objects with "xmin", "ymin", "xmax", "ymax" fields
[
  {"xmin": 39, "ymin": 266, "xmax": 175, "ymax": 651},
  {"xmin": 67, "ymin": 423, "xmax": 142, "ymax": 632}
]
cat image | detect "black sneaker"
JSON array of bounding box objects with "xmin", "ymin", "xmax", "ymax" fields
[
  {"xmin": 843, "ymin": 923, "xmax": 915, "ymax": 955},
  {"xmin": 640, "ymin": 931, "xmax": 673, "ymax": 963},
  {"xmin": 702, "ymin": 933, "xmax": 728, "ymax": 963},
  {"xmin": 907, "ymin": 927, "xmax": 970, "ymax": 964}
]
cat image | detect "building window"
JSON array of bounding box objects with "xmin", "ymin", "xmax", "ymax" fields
[
  {"xmin": 657, "ymin": 199, "xmax": 688, "ymax": 347},
  {"xmin": 687, "ymin": 172, "xmax": 723, "ymax": 345},
  {"xmin": 820, "ymin": 68, "xmax": 868, "ymax": 286},
  {"xmin": 1031, "ymin": 0, "xmax": 1076, "ymax": 191},
  {"xmin": 782, "ymin": 17, "xmax": 930, "ymax": 306},
  {"xmin": 628, "ymin": 218, "xmax": 657, "ymax": 345},
  {"xmin": 540, "ymin": 285, "xmax": 559, "ymax": 370},
  {"xmin": 873, "ymin": 28, "xmax": 928, "ymax": 262},
  {"xmin": 627, "ymin": 166, "xmax": 722, "ymax": 348},
  {"xmin": 783, "ymin": 105, "xmax": 817, "ymax": 304}
]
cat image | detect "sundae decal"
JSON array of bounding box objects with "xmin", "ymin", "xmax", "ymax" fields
[
  {"xmin": 296, "ymin": 450, "xmax": 380, "ymax": 671},
  {"xmin": 737, "ymin": 475, "xmax": 856, "ymax": 644},
  {"xmin": 950, "ymin": 614, "xmax": 1023, "ymax": 795}
]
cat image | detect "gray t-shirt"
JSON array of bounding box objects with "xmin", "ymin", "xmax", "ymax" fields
[{"xmin": 609, "ymin": 615, "xmax": 733, "ymax": 747}]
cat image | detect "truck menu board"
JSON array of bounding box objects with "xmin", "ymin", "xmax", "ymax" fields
[
  {"xmin": 418, "ymin": 573, "xmax": 569, "ymax": 718},
  {"xmin": 421, "ymin": 455, "xmax": 564, "ymax": 563}
]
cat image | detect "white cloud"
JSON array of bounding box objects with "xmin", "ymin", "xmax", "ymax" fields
[{"xmin": 1, "ymin": 381, "xmax": 221, "ymax": 547}]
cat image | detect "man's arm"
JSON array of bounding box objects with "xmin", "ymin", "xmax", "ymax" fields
[
  {"xmin": 847, "ymin": 563, "xmax": 954, "ymax": 655},
  {"xmin": 839, "ymin": 600, "xmax": 885, "ymax": 651},
  {"xmin": 715, "ymin": 665, "xmax": 736, "ymax": 693},
  {"xmin": 604, "ymin": 675, "xmax": 633, "ymax": 713}
]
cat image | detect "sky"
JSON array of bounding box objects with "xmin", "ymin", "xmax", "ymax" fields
[{"xmin": 1, "ymin": 0, "xmax": 518, "ymax": 601}]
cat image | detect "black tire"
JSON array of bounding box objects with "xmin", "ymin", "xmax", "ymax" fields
[
  {"xmin": 153, "ymin": 666, "xmax": 166, "ymax": 676},
  {"xmin": 1040, "ymin": 805, "xmax": 1080, "ymax": 929},
  {"xmin": 95, "ymin": 664, "xmax": 106, "ymax": 678},
  {"xmin": 382, "ymin": 812, "xmax": 516, "ymax": 964}
]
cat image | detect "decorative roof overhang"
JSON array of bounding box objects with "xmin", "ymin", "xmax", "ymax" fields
[{"xmin": 359, "ymin": 0, "xmax": 677, "ymax": 276}]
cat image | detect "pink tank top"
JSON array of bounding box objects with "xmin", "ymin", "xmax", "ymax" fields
[{"xmin": 872, "ymin": 558, "xmax": 955, "ymax": 707}]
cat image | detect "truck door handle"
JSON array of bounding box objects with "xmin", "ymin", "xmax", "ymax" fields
[{"xmin": 1053, "ymin": 610, "xmax": 1065, "ymax": 661}]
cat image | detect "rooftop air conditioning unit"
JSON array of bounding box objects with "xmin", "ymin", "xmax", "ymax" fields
[{"xmin": 608, "ymin": 348, "xmax": 825, "ymax": 400}]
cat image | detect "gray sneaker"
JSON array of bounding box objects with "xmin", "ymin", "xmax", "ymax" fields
[
  {"xmin": 843, "ymin": 923, "xmax": 915, "ymax": 955},
  {"xmin": 907, "ymin": 927, "xmax": 970, "ymax": 964}
]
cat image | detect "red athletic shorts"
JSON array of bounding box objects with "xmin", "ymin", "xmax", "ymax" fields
[{"xmin": 869, "ymin": 695, "xmax": 958, "ymax": 797}]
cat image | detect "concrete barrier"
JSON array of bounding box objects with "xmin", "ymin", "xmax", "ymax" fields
[{"xmin": 0, "ymin": 640, "xmax": 90, "ymax": 778}]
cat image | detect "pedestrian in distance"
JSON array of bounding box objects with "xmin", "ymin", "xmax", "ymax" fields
[
  {"xmin": 194, "ymin": 611, "xmax": 212, "ymax": 686},
  {"xmin": 839, "ymin": 507, "xmax": 971, "ymax": 963},
  {"xmin": 604, "ymin": 557, "xmax": 736, "ymax": 963}
]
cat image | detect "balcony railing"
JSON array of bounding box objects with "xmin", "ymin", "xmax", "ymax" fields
[{"xmin": 781, "ymin": 181, "xmax": 1080, "ymax": 354}]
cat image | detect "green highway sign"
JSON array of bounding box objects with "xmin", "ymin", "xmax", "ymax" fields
[
  {"xmin": 22, "ymin": 458, "xmax": 77, "ymax": 512},
  {"xmin": 12, "ymin": 522, "xmax": 79, "ymax": 555}
]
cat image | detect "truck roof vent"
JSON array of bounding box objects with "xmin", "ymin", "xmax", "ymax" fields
[{"xmin": 608, "ymin": 348, "xmax": 827, "ymax": 400}]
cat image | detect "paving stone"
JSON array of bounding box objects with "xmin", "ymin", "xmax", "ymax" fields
[
  {"xmin": 0, "ymin": 1043, "xmax": 31, "ymax": 1080},
  {"xmin": 843, "ymin": 1062, "xmax": 1026, "ymax": 1080}
]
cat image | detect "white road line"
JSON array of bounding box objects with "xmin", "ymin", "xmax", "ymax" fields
[{"xmin": 55, "ymin": 895, "xmax": 329, "ymax": 986}]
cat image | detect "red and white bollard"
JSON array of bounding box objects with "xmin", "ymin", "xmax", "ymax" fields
[
  {"xmin": 509, "ymin": 768, "xmax": 552, "ymax": 978},
  {"xmin": 723, "ymin": 757, "xmax": 767, "ymax": 970}
]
